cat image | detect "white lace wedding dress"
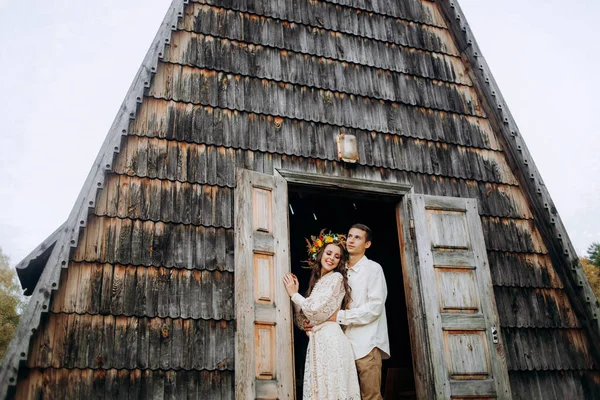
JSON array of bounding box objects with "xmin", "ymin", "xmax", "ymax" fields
[{"xmin": 291, "ymin": 272, "xmax": 361, "ymax": 400}]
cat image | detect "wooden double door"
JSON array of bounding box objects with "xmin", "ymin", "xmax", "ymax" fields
[{"xmin": 234, "ymin": 169, "xmax": 512, "ymax": 400}]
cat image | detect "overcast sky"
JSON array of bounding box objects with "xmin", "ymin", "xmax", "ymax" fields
[{"xmin": 0, "ymin": 0, "xmax": 598, "ymax": 267}]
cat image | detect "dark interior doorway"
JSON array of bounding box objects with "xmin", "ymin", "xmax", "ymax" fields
[{"xmin": 288, "ymin": 185, "xmax": 416, "ymax": 399}]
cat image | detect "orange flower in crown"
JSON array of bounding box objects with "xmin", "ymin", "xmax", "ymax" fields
[{"xmin": 304, "ymin": 229, "xmax": 347, "ymax": 265}]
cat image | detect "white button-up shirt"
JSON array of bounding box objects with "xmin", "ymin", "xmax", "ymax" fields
[{"xmin": 337, "ymin": 255, "xmax": 390, "ymax": 360}]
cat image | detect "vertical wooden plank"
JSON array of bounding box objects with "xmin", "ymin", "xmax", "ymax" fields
[
  {"xmin": 132, "ymin": 265, "xmax": 148, "ymax": 316},
  {"xmin": 235, "ymin": 169, "xmax": 255, "ymax": 399},
  {"xmin": 146, "ymin": 266, "xmax": 160, "ymax": 318},
  {"xmin": 51, "ymin": 268, "xmax": 68, "ymax": 313},
  {"xmin": 76, "ymin": 263, "xmax": 93, "ymax": 314},
  {"xmin": 179, "ymin": 269, "xmax": 192, "ymax": 319},
  {"xmin": 89, "ymin": 263, "xmax": 105, "ymax": 314},
  {"xmin": 139, "ymin": 369, "xmax": 153, "ymax": 400},
  {"xmin": 160, "ymin": 318, "xmax": 173, "ymax": 371},
  {"xmin": 153, "ymin": 369, "xmax": 166, "ymax": 400},
  {"xmin": 164, "ymin": 370, "xmax": 177, "ymax": 400},
  {"xmin": 111, "ymin": 265, "xmax": 126, "ymax": 316},
  {"xmin": 182, "ymin": 319, "xmax": 195, "ymax": 371},
  {"xmin": 116, "ymin": 218, "xmax": 133, "ymax": 264},
  {"xmin": 141, "ymin": 220, "xmax": 155, "ymax": 266},
  {"xmin": 192, "ymin": 319, "xmax": 206, "ymax": 371},
  {"xmin": 148, "ymin": 317, "xmax": 162, "ymax": 370},
  {"xmin": 113, "ymin": 316, "xmax": 128, "ymax": 369},
  {"xmin": 89, "ymin": 313, "xmax": 104, "ymax": 368},
  {"xmin": 100, "ymin": 315, "xmax": 115, "ymax": 369},
  {"xmin": 465, "ymin": 199, "xmax": 512, "ymax": 398},
  {"xmin": 200, "ymin": 269, "xmax": 213, "ymax": 320},
  {"xmin": 190, "ymin": 269, "xmax": 202, "ymax": 320},
  {"xmin": 399, "ymin": 195, "xmax": 458, "ymax": 400},
  {"xmin": 273, "ymin": 172, "xmax": 294, "ymax": 398},
  {"xmin": 185, "ymin": 370, "xmax": 199, "ymax": 400},
  {"xmin": 121, "ymin": 316, "xmax": 137, "ymax": 370},
  {"xmin": 105, "ymin": 173, "xmax": 121, "ymax": 217},
  {"xmin": 117, "ymin": 177, "xmax": 131, "ymax": 218},
  {"xmin": 171, "ymin": 318, "xmax": 184, "ymax": 370},
  {"xmin": 411, "ymin": 194, "xmax": 451, "ymax": 399},
  {"xmin": 137, "ymin": 317, "xmax": 150, "ymax": 370},
  {"xmin": 49, "ymin": 313, "xmax": 66, "ymax": 369},
  {"xmin": 100, "ymin": 263, "xmax": 114, "ymax": 315},
  {"xmin": 157, "ymin": 268, "xmax": 171, "ymax": 318},
  {"xmin": 72, "ymin": 313, "xmax": 88, "ymax": 369},
  {"xmin": 128, "ymin": 369, "xmax": 142, "ymax": 400},
  {"xmin": 64, "ymin": 261, "xmax": 82, "ymax": 313},
  {"xmin": 168, "ymin": 268, "xmax": 181, "ymax": 318},
  {"xmin": 131, "ymin": 219, "xmax": 144, "ymax": 266},
  {"xmin": 104, "ymin": 369, "xmax": 120, "ymax": 400}
]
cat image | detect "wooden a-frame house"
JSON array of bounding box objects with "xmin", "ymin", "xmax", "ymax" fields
[{"xmin": 2, "ymin": 0, "xmax": 599, "ymax": 399}]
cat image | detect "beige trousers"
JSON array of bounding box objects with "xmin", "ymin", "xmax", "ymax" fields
[{"xmin": 355, "ymin": 348, "xmax": 383, "ymax": 400}]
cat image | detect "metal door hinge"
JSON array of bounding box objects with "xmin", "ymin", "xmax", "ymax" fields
[{"xmin": 491, "ymin": 325, "xmax": 499, "ymax": 344}]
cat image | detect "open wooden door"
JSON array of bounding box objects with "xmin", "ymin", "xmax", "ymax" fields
[
  {"xmin": 235, "ymin": 169, "xmax": 294, "ymax": 399},
  {"xmin": 398, "ymin": 194, "xmax": 512, "ymax": 399}
]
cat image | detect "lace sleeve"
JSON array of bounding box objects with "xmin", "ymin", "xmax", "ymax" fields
[{"xmin": 291, "ymin": 273, "xmax": 345, "ymax": 324}]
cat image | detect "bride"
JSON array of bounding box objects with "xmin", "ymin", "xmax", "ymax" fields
[{"xmin": 283, "ymin": 231, "xmax": 361, "ymax": 400}]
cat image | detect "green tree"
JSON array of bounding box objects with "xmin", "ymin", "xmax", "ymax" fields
[
  {"xmin": 0, "ymin": 247, "xmax": 23, "ymax": 360},
  {"xmin": 587, "ymin": 242, "xmax": 600, "ymax": 267},
  {"xmin": 581, "ymin": 257, "xmax": 600, "ymax": 301}
]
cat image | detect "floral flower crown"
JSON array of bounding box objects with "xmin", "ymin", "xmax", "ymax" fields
[{"xmin": 304, "ymin": 229, "xmax": 347, "ymax": 265}]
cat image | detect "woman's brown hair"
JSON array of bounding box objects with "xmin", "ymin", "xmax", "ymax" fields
[{"xmin": 305, "ymin": 242, "xmax": 352, "ymax": 310}]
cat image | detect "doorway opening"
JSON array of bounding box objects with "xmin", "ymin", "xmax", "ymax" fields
[{"xmin": 288, "ymin": 185, "xmax": 416, "ymax": 399}]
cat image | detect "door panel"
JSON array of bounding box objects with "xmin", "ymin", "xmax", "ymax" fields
[
  {"xmin": 398, "ymin": 194, "xmax": 512, "ymax": 399},
  {"xmin": 235, "ymin": 169, "xmax": 294, "ymax": 399}
]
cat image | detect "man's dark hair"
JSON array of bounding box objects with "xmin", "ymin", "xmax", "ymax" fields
[{"xmin": 350, "ymin": 223, "xmax": 372, "ymax": 242}]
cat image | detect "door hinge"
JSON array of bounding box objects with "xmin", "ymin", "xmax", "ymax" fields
[
  {"xmin": 409, "ymin": 218, "xmax": 416, "ymax": 241},
  {"xmin": 491, "ymin": 325, "xmax": 499, "ymax": 344}
]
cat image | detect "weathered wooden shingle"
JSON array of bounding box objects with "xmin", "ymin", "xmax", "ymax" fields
[
  {"xmin": 116, "ymin": 135, "xmax": 517, "ymax": 185},
  {"xmin": 180, "ymin": 4, "xmax": 470, "ymax": 84},
  {"xmin": 51, "ymin": 263, "xmax": 233, "ymax": 320},
  {"xmin": 494, "ymin": 287, "xmax": 579, "ymax": 328},
  {"xmin": 148, "ymin": 64, "xmax": 488, "ymax": 141},
  {"xmin": 189, "ymin": 0, "xmax": 451, "ymax": 47},
  {"xmin": 487, "ymin": 252, "xmax": 563, "ymax": 289},
  {"xmin": 72, "ymin": 216, "xmax": 234, "ymax": 271},
  {"xmin": 95, "ymin": 174, "xmax": 233, "ymax": 228},
  {"xmin": 504, "ymin": 328, "xmax": 595, "ymax": 371},
  {"xmin": 508, "ymin": 370, "xmax": 600, "ymax": 400},
  {"xmin": 27, "ymin": 314, "xmax": 233, "ymax": 371},
  {"xmin": 132, "ymin": 98, "xmax": 500, "ymax": 150},
  {"xmin": 15, "ymin": 369, "xmax": 234, "ymax": 400},
  {"xmin": 320, "ymin": 0, "xmax": 447, "ymax": 26},
  {"xmin": 165, "ymin": 32, "xmax": 480, "ymax": 115},
  {"xmin": 481, "ymin": 217, "xmax": 547, "ymax": 254}
]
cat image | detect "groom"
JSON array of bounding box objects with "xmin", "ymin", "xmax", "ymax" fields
[{"xmin": 328, "ymin": 223, "xmax": 390, "ymax": 400}]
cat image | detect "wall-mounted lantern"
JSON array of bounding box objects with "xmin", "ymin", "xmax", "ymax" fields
[{"xmin": 337, "ymin": 133, "xmax": 359, "ymax": 163}]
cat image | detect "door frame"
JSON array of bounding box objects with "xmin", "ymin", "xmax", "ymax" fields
[{"xmin": 274, "ymin": 169, "xmax": 433, "ymax": 397}]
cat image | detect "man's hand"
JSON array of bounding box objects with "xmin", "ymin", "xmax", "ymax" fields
[
  {"xmin": 327, "ymin": 310, "xmax": 339, "ymax": 322},
  {"xmin": 303, "ymin": 320, "xmax": 313, "ymax": 337}
]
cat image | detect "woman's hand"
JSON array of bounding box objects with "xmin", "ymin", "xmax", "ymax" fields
[{"xmin": 283, "ymin": 273, "xmax": 299, "ymax": 297}]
